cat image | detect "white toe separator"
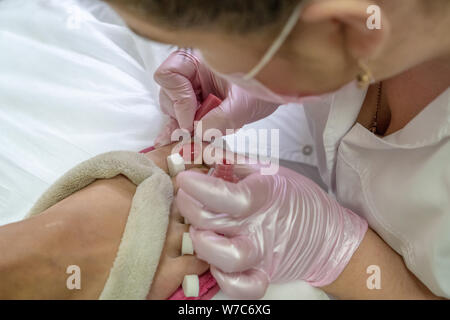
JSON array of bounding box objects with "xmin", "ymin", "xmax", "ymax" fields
[
  {"xmin": 167, "ymin": 153, "xmax": 185, "ymax": 177},
  {"xmin": 181, "ymin": 232, "xmax": 194, "ymax": 255},
  {"xmin": 183, "ymin": 275, "xmax": 200, "ymax": 297}
]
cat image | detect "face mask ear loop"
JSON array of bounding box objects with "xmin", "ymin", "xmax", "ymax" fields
[{"xmin": 243, "ymin": 2, "xmax": 306, "ymax": 81}]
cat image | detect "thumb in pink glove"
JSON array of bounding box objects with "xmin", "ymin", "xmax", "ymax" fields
[
  {"xmin": 175, "ymin": 165, "xmax": 368, "ymax": 299},
  {"xmin": 153, "ymin": 50, "xmax": 279, "ymax": 146}
]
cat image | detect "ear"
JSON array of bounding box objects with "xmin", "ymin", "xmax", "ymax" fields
[{"xmin": 301, "ymin": 0, "xmax": 390, "ymax": 60}]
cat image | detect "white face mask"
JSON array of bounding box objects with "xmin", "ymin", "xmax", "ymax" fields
[{"xmin": 199, "ymin": 2, "xmax": 319, "ymax": 105}]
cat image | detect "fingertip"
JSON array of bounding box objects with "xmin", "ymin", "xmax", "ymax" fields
[
  {"xmin": 175, "ymin": 170, "xmax": 190, "ymax": 190},
  {"xmin": 198, "ymin": 109, "xmax": 227, "ymax": 138},
  {"xmin": 176, "ymin": 116, "xmax": 195, "ymax": 134},
  {"xmin": 174, "ymin": 189, "xmax": 206, "ymax": 227},
  {"xmin": 210, "ymin": 267, "xmax": 269, "ymax": 300},
  {"xmin": 188, "ymin": 227, "xmax": 214, "ymax": 264},
  {"xmin": 174, "ymin": 188, "xmax": 190, "ymax": 209},
  {"xmin": 176, "ymin": 170, "xmax": 207, "ymax": 191},
  {"xmin": 177, "ymin": 171, "xmax": 250, "ymax": 217}
]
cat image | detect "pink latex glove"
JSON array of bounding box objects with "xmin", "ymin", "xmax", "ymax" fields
[
  {"xmin": 153, "ymin": 50, "xmax": 279, "ymax": 146},
  {"xmin": 175, "ymin": 165, "xmax": 368, "ymax": 299}
]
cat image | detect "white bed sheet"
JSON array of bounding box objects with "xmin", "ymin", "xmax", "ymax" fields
[
  {"xmin": 0, "ymin": 0, "xmax": 172, "ymax": 224},
  {"xmin": 0, "ymin": 0, "xmax": 326, "ymax": 300}
]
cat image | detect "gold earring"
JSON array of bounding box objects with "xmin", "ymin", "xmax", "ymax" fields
[{"xmin": 356, "ymin": 60, "xmax": 374, "ymax": 88}]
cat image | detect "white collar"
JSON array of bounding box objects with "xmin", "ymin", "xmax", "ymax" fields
[
  {"xmin": 326, "ymin": 83, "xmax": 449, "ymax": 148},
  {"xmin": 382, "ymin": 88, "xmax": 449, "ymax": 147}
]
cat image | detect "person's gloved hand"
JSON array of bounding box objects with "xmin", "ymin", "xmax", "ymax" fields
[
  {"xmin": 153, "ymin": 50, "xmax": 279, "ymax": 146},
  {"xmin": 147, "ymin": 180, "xmax": 209, "ymax": 300},
  {"xmin": 175, "ymin": 165, "xmax": 368, "ymax": 299}
]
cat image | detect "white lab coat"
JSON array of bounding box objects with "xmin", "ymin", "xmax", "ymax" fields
[{"xmin": 303, "ymin": 82, "xmax": 450, "ymax": 298}]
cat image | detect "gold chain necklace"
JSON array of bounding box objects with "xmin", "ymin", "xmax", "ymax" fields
[{"xmin": 369, "ymin": 82, "xmax": 383, "ymax": 134}]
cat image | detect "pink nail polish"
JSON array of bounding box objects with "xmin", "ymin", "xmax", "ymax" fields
[{"xmin": 211, "ymin": 163, "xmax": 239, "ymax": 183}]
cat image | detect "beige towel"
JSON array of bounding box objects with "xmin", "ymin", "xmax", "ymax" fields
[{"xmin": 26, "ymin": 151, "xmax": 173, "ymax": 300}]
